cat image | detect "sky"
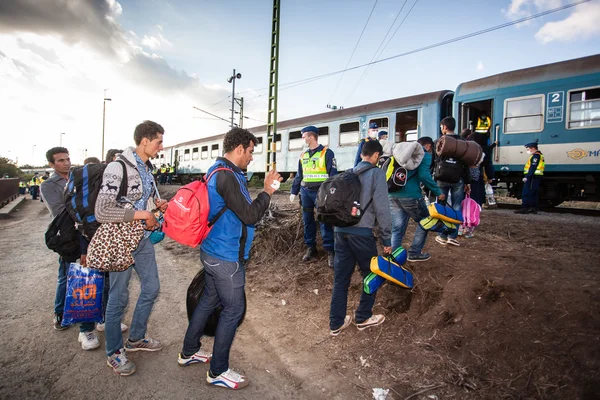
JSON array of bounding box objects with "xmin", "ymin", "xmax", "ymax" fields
[{"xmin": 1, "ymin": 0, "xmax": 599, "ymax": 166}]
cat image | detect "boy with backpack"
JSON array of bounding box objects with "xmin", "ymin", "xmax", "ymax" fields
[
  {"xmin": 329, "ymin": 140, "xmax": 392, "ymax": 336},
  {"xmin": 388, "ymin": 137, "xmax": 445, "ymax": 262}
]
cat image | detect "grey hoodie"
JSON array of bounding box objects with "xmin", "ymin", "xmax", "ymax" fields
[{"xmin": 335, "ymin": 161, "xmax": 392, "ymax": 246}]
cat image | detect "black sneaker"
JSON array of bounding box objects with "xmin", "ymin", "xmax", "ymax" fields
[
  {"xmin": 327, "ymin": 251, "xmax": 335, "ymax": 268},
  {"xmin": 302, "ymin": 247, "xmax": 317, "ymax": 262},
  {"xmin": 53, "ymin": 314, "xmax": 68, "ymax": 331},
  {"xmin": 407, "ymin": 253, "xmax": 431, "ymax": 262}
]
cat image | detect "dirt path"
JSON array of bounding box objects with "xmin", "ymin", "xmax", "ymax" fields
[{"xmin": 0, "ymin": 198, "xmax": 357, "ymax": 400}]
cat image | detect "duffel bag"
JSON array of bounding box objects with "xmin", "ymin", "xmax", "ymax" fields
[{"xmin": 428, "ymin": 203, "xmax": 464, "ymax": 224}]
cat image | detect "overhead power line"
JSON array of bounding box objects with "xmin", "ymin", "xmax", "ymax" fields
[
  {"xmin": 328, "ymin": 0, "xmax": 379, "ymax": 103},
  {"xmin": 240, "ymin": 0, "xmax": 590, "ymax": 99},
  {"xmin": 192, "ymin": 106, "xmax": 232, "ymax": 125}
]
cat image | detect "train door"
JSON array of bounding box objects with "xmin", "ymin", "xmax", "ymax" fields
[
  {"xmin": 395, "ymin": 110, "xmax": 419, "ymax": 142},
  {"xmin": 459, "ymin": 99, "xmax": 494, "ymax": 135}
]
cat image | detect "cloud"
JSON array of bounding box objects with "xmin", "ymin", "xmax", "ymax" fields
[
  {"xmin": 503, "ymin": 0, "xmax": 600, "ymax": 42},
  {"xmin": 477, "ymin": 61, "xmax": 484, "ymax": 71},
  {"xmin": 535, "ymin": 2, "xmax": 600, "ymax": 43},
  {"xmin": 141, "ymin": 32, "xmax": 172, "ymax": 50}
]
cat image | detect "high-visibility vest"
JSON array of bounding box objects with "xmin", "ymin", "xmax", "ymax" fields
[
  {"xmin": 524, "ymin": 152, "xmax": 545, "ymax": 176},
  {"xmin": 19, "ymin": 182, "xmax": 26, "ymax": 188},
  {"xmin": 301, "ymin": 146, "xmax": 329, "ymax": 183},
  {"xmin": 475, "ymin": 117, "xmax": 491, "ymax": 134},
  {"xmin": 30, "ymin": 177, "xmax": 40, "ymax": 185},
  {"xmin": 169, "ymin": 167, "xmax": 175, "ymax": 173},
  {"xmin": 160, "ymin": 167, "xmax": 167, "ymax": 173}
]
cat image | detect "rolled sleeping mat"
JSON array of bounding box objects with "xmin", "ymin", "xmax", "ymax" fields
[
  {"xmin": 435, "ymin": 135, "xmax": 483, "ymax": 167},
  {"xmin": 428, "ymin": 203, "xmax": 464, "ymax": 224},
  {"xmin": 363, "ymin": 272, "xmax": 385, "ymax": 295},
  {"xmin": 419, "ymin": 216, "xmax": 457, "ymax": 233},
  {"xmin": 370, "ymin": 256, "xmax": 414, "ymax": 289},
  {"xmin": 391, "ymin": 246, "xmax": 407, "ymax": 265}
]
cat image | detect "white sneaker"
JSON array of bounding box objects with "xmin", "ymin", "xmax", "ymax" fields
[
  {"xmin": 356, "ymin": 314, "xmax": 386, "ymax": 331},
  {"xmin": 207, "ymin": 368, "xmax": 249, "ymax": 390},
  {"xmin": 78, "ymin": 331, "xmax": 100, "ymax": 350},
  {"xmin": 96, "ymin": 322, "xmax": 129, "ymax": 332}
]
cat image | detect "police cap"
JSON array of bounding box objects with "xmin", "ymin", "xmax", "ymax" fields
[
  {"xmin": 369, "ymin": 122, "xmax": 378, "ymax": 129},
  {"xmin": 378, "ymin": 130, "xmax": 388, "ymax": 139},
  {"xmin": 301, "ymin": 125, "xmax": 319, "ymax": 135},
  {"xmin": 524, "ymin": 142, "xmax": 538, "ymax": 149}
]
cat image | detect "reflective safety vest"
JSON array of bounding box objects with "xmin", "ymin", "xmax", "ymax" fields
[
  {"xmin": 160, "ymin": 167, "xmax": 167, "ymax": 173},
  {"xmin": 524, "ymin": 152, "xmax": 545, "ymax": 176},
  {"xmin": 301, "ymin": 146, "xmax": 329, "ymax": 183},
  {"xmin": 475, "ymin": 117, "xmax": 491, "ymax": 134},
  {"xmin": 169, "ymin": 167, "xmax": 175, "ymax": 173},
  {"xmin": 19, "ymin": 182, "xmax": 26, "ymax": 188},
  {"xmin": 30, "ymin": 177, "xmax": 40, "ymax": 186}
]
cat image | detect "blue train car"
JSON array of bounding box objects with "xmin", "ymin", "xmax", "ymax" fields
[{"xmin": 454, "ymin": 54, "xmax": 600, "ymax": 205}]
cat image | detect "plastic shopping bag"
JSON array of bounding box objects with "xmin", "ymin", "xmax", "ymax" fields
[{"xmin": 62, "ymin": 262, "xmax": 105, "ymax": 326}]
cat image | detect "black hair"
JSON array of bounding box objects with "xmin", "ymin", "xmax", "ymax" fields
[
  {"xmin": 460, "ymin": 128, "xmax": 472, "ymax": 138},
  {"xmin": 84, "ymin": 157, "xmax": 101, "ymax": 165},
  {"xmin": 467, "ymin": 132, "xmax": 487, "ymax": 148},
  {"xmin": 440, "ymin": 117, "xmax": 456, "ymax": 132},
  {"xmin": 105, "ymin": 149, "xmax": 123, "ymax": 163},
  {"xmin": 46, "ymin": 147, "xmax": 69, "ymax": 164},
  {"xmin": 223, "ymin": 127, "xmax": 258, "ymax": 153},
  {"xmin": 361, "ymin": 139, "xmax": 383, "ymax": 157},
  {"xmin": 417, "ymin": 136, "xmax": 434, "ymax": 147},
  {"xmin": 133, "ymin": 120, "xmax": 164, "ymax": 146}
]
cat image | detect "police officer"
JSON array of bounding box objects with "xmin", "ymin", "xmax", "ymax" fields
[
  {"xmin": 515, "ymin": 142, "xmax": 545, "ymax": 214},
  {"xmin": 30, "ymin": 172, "xmax": 41, "ymax": 200},
  {"xmin": 475, "ymin": 111, "xmax": 491, "ymax": 135},
  {"xmin": 167, "ymin": 163, "xmax": 175, "ymax": 184},
  {"xmin": 290, "ymin": 126, "xmax": 338, "ymax": 266},
  {"xmin": 159, "ymin": 164, "xmax": 167, "ymax": 185},
  {"xmin": 354, "ymin": 122, "xmax": 386, "ymax": 167}
]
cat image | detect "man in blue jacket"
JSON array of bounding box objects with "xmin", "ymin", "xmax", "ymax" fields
[
  {"xmin": 515, "ymin": 142, "xmax": 545, "ymax": 214},
  {"xmin": 354, "ymin": 122, "xmax": 387, "ymax": 167},
  {"xmin": 330, "ymin": 140, "xmax": 392, "ymax": 336},
  {"xmin": 180, "ymin": 128, "xmax": 282, "ymax": 390},
  {"xmin": 290, "ymin": 126, "xmax": 338, "ymax": 266},
  {"xmin": 389, "ymin": 137, "xmax": 446, "ymax": 262}
]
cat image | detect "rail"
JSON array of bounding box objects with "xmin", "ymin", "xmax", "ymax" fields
[{"xmin": 0, "ymin": 179, "xmax": 19, "ymax": 208}]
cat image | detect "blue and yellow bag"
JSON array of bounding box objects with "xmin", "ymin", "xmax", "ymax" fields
[
  {"xmin": 363, "ymin": 272, "xmax": 385, "ymax": 294},
  {"xmin": 419, "ymin": 216, "xmax": 457, "ymax": 233},
  {"xmin": 391, "ymin": 246, "xmax": 407, "ymax": 265},
  {"xmin": 370, "ymin": 256, "xmax": 414, "ymax": 289},
  {"xmin": 427, "ymin": 203, "xmax": 464, "ymax": 224}
]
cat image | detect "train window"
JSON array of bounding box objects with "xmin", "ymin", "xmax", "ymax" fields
[
  {"xmin": 274, "ymin": 133, "xmax": 281, "ymax": 152},
  {"xmin": 318, "ymin": 126, "xmax": 329, "ymax": 146},
  {"xmin": 339, "ymin": 122, "xmax": 359, "ymax": 146},
  {"xmin": 503, "ymin": 95, "xmax": 544, "ymax": 134},
  {"xmin": 254, "ymin": 137, "xmax": 263, "ymax": 153},
  {"xmin": 369, "ymin": 117, "xmax": 389, "ymax": 132},
  {"xmin": 568, "ymin": 87, "xmax": 600, "ymax": 129},
  {"xmin": 395, "ymin": 110, "xmax": 418, "ymax": 142},
  {"xmin": 201, "ymin": 146, "xmax": 208, "ymax": 159},
  {"xmin": 289, "ymin": 130, "xmax": 303, "ymax": 151},
  {"xmin": 211, "ymin": 144, "xmax": 219, "ymax": 158},
  {"xmin": 184, "ymin": 149, "xmax": 190, "ymax": 161},
  {"xmin": 192, "ymin": 147, "xmax": 199, "ymax": 160}
]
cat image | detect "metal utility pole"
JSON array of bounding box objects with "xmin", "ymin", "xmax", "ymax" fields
[
  {"xmin": 237, "ymin": 97, "xmax": 244, "ymax": 128},
  {"xmin": 266, "ymin": 0, "xmax": 281, "ymax": 171},
  {"xmin": 60, "ymin": 132, "xmax": 65, "ymax": 147},
  {"xmin": 102, "ymin": 89, "xmax": 112, "ymax": 159},
  {"xmin": 227, "ymin": 70, "xmax": 242, "ymax": 128}
]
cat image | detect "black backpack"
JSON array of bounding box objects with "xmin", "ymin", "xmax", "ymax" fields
[
  {"xmin": 45, "ymin": 208, "xmax": 81, "ymax": 262},
  {"xmin": 433, "ymin": 157, "xmax": 463, "ymax": 184},
  {"xmin": 64, "ymin": 161, "xmax": 127, "ymax": 240},
  {"xmin": 316, "ymin": 166, "xmax": 374, "ymax": 227},
  {"xmin": 380, "ymin": 156, "xmax": 418, "ymax": 192}
]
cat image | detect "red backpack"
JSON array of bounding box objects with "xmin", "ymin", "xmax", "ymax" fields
[{"xmin": 163, "ymin": 167, "xmax": 230, "ymax": 247}]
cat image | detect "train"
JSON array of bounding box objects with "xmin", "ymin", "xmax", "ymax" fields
[{"xmin": 153, "ymin": 54, "xmax": 600, "ymax": 206}]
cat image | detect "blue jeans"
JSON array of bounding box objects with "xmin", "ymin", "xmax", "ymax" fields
[
  {"xmin": 522, "ymin": 177, "xmax": 542, "ymax": 209},
  {"xmin": 330, "ymin": 233, "xmax": 377, "ymax": 329},
  {"xmin": 182, "ymin": 251, "xmax": 246, "ymax": 375},
  {"xmin": 300, "ymin": 187, "xmax": 334, "ymax": 251},
  {"xmin": 389, "ymin": 197, "xmax": 429, "ymax": 257},
  {"xmin": 436, "ymin": 179, "xmax": 465, "ymax": 239},
  {"xmin": 54, "ymin": 258, "xmax": 96, "ymax": 332},
  {"xmin": 105, "ymin": 238, "xmax": 160, "ymax": 356}
]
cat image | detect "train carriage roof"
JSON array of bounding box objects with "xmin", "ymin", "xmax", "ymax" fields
[
  {"xmin": 456, "ymin": 54, "xmax": 600, "ymax": 97},
  {"xmin": 169, "ymin": 90, "xmax": 453, "ymax": 149}
]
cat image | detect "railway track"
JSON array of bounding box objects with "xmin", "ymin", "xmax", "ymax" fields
[{"xmin": 495, "ymin": 202, "xmax": 600, "ymax": 217}]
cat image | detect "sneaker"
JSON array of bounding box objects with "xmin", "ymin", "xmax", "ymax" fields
[
  {"xmin": 178, "ymin": 349, "xmax": 212, "ymax": 366},
  {"xmin": 464, "ymin": 233, "xmax": 474, "ymax": 239},
  {"xmin": 302, "ymin": 247, "xmax": 318, "ymax": 262},
  {"xmin": 407, "ymin": 253, "xmax": 431, "ymax": 262},
  {"xmin": 330, "ymin": 315, "xmax": 351, "ymax": 337},
  {"xmin": 446, "ymin": 238, "xmax": 460, "ymax": 247},
  {"xmin": 207, "ymin": 368, "xmax": 249, "ymax": 390},
  {"xmin": 96, "ymin": 322, "xmax": 129, "ymax": 333},
  {"xmin": 53, "ymin": 314, "xmax": 69, "ymax": 331},
  {"xmin": 435, "ymin": 236, "xmax": 448, "ymax": 245},
  {"xmin": 356, "ymin": 314, "xmax": 385, "ymax": 331},
  {"xmin": 78, "ymin": 331, "xmax": 100, "ymax": 350},
  {"xmin": 327, "ymin": 251, "xmax": 335, "ymax": 268},
  {"xmin": 125, "ymin": 335, "xmax": 162, "ymax": 352},
  {"xmin": 107, "ymin": 349, "xmax": 136, "ymax": 376}
]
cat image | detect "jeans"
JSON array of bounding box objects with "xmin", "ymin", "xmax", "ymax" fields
[
  {"xmin": 182, "ymin": 251, "xmax": 246, "ymax": 375},
  {"xmin": 436, "ymin": 179, "xmax": 465, "ymax": 239},
  {"xmin": 30, "ymin": 186, "xmax": 39, "ymax": 200},
  {"xmin": 300, "ymin": 187, "xmax": 334, "ymax": 251},
  {"xmin": 330, "ymin": 233, "xmax": 377, "ymax": 329},
  {"xmin": 105, "ymin": 238, "xmax": 160, "ymax": 356},
  {"xmin": 54, "ymin": 258, "xmax": 97, "ymax": 332},
  {"xmin": 522, "ymin": 177, "xmax": 542, "ymax": 209},
  {"xmin": 389, "ymin": 197, "xmax": 429, "ymax": 257}
]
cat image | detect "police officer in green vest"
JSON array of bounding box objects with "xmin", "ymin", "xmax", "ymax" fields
[
  {"xmin": 19, "ymin": 181, "xmax": 27, "ymax": 195},
  {"xmin": 167, "ymin": 163, "xmax": 175, "ymax": 184},
  {"xmin": 515, "ymin": 142, "xmax": 545, "ymax": 214},
  {"xmin": 290, "ymin": 126, "xmax": 338, "ymax": 266}
]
